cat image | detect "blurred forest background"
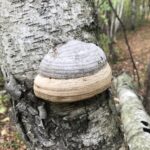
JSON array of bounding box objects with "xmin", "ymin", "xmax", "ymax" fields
[{"xmin": 0, "ymin": 0, "xmax": 150, "ymax": 149}]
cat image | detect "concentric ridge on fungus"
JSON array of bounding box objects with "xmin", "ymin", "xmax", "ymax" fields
[
  {"xmin": 39, "ymin": 40, "xmax": 107, "ymax": 79},
  {"xmin": 34, "ymin": 40, "xmax": 112, "ymax": 102}
]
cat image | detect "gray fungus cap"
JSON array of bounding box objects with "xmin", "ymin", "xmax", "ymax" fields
[{"xmin": 39, "ymin": 40, "xmax": 107, "ymax": 79}]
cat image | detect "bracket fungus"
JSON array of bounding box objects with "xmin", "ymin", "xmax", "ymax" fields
[{"xmin": 34, "ymin": 40, "xmax": 112, "ymax": 102}]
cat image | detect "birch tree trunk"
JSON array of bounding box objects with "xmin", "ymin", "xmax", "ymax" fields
[{"xmin": 0, "ymin": 0, "xmax": 123, "ymax": 149}]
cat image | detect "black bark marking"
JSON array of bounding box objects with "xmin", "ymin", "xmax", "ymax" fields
[
  {"xmin": 141, "ymin": 121, "xmax": 149, "ymax": 126},
  {"xmin": 143, "ymin": 128, "xmax": 150, "ymax": 134}
]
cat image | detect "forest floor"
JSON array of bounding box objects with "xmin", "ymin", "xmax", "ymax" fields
[
  {"xmin": 113, "ymin": 22, "xmax": 150, "ymax": 93},
  {"xmin": 0, "ymin": 23, "xmax": 150, "ymax": 150}
]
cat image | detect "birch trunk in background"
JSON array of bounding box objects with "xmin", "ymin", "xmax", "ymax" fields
[
  {"xmin": 131, "ymin": 0, "xmax": 136, "ymax": 30},
  {"xmin": 0, "ymin": 0, "xmax": 123, "ymax": 149},
  {"xmin": 114, "ymin": 0, "xmax": 124, "ymax": 39},
  {"xmin": 110, "ymin": 0, "xmax": 124, "ymax": 41},
  {"xmin": 114, "ymin": 73, "xmax": 150, "ymax": 150},
  {"xmin": 107, "ymin": 0, "xmax": 124, "ymax": 62},
  {"xmin": 142, "ymin": 0, "xmax": 147, "ymax": 20}
]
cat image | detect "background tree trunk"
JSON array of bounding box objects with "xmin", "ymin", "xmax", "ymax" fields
[
  {"xmin": 0, "ymin": 0, "xmax": 123, "ymax": 149},
  {"xmin": 144, "ymin": 62, "xmax": 150, "ymax": 115},
  {"xmin": 131, "ymin": 0, "xmax": 136, "ymax": 30}
]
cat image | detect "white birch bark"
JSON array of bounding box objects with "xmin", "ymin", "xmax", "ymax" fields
[{"xmin": 114, "ymin": 73, "xmax": 150, "ymax": 150}]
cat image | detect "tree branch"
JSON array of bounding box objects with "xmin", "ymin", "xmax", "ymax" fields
[{"xmin": 114, "ymin": 73, "xmax": 150, "ymax": 149}]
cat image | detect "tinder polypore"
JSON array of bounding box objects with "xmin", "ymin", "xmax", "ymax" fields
[{"xmin": 34, "ymin": 40, "xmax": 112, "ymax": 102}]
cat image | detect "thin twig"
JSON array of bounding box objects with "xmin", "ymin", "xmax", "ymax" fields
[{"xmin": 108, "ymin": 0, "xmax": 141, "ymax": 88}]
